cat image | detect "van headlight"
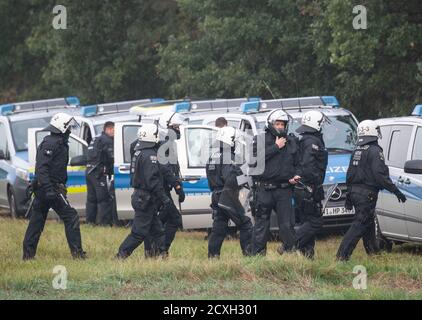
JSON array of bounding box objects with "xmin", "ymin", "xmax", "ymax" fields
[{"xmin": 16, "ymin": 168, "xmax": 29, "ymax": 181}]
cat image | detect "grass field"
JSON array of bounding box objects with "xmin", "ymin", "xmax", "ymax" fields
[{"xmin": 1, "ymin": 217, "xmax": 422, "ymax": 300}]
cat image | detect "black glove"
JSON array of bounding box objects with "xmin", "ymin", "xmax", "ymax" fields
[
  {"xmin": 175, "ymin": 185, "xmax": 185, "ymax": 203},
  {"xmin": 345, "ymin": 192, "xmax": 353, "ymax": 210},
  {"xmin": 395, "ymin": 190, "xmax": 407, "ymax": 203},
  {"xmin": 161, "ymin": 195, "xmax": 172, "ymax": 211}
]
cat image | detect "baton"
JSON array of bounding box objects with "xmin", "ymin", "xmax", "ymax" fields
[
  {"xmin": 296, "ymin": 180, "xmax": 313, "ymax": 194},
  {"xmin": 321, "ymin": 183, "xmax": 339, "ymax": 212},
  {"xmin": 24, "ymin": 193, "xmax": 35, "ymax": 219}
]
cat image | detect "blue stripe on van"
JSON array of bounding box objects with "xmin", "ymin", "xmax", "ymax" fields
[{"xmin": 324, "ymin": 153, "xmax": 351, "ymax": 185}]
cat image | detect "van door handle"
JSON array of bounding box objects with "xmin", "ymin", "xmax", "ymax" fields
[
  {"xmin": 118, "ymin": 165, "xmax": 130, "ymax": 172},
  {"xmin": 397, "ymin": 176, "xmax": 404, "ymax": 184},
  {"xmin": 404, "ymin": 178, "xmax": 411, "ymax": 185}
]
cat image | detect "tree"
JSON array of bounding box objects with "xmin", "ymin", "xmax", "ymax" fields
[
  {"xmin": 312, "ymin": 0, "xmax": 422, "ymax": 118},
  {"xmin": 158, "ymin": 0, "xmax": 331, "ymax": 99},
  {"xmin": 25, "ymin": 0, "xmax": 180, "ymax": 104}
]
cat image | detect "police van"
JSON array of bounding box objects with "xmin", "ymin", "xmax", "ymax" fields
[
  {"xmin": 0, "ymin": 97, "xmax": 82, "ymax": 217},
  {"xmin": 182, "ymin": 96, "xmax": 360, "ymax": 230},
  {"xmin": 374, "ymin": 105, "xmax": 422, "ymax": 250},
  {"xmin": 26, "ymin": 97, "xmax": 250, "ymax": 227}
]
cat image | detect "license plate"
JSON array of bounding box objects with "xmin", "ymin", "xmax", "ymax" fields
[{"xmin": 324, "ymin": 207, "xmax": 355, "ymax": 216}]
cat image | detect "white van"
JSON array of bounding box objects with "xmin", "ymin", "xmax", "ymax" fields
[{"xmin": 374, "ymin": 105, "xmax": 422, "ymax": 250}]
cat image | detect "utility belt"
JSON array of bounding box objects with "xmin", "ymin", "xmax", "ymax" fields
[
  {"xmin": 350, "ymin": 184, "xmax": 379, "ymax": 194},
  {"xmin": 133, "ymin": 187, "xmax": 153, "ymax": 196},
  {"xmin": 34, "ymin": 182, "xmax": 67, "ymax": 197},
  {"xmin": 87, "ymin": 163, "xmax": 112, "ymax": 177},
  {"xmin": 255, "ymin": 181, "xmax": 291, "ymax": 190},
  {"xmin": 212, "ymin": 188, "xmax": 224, "ymax": 195}
]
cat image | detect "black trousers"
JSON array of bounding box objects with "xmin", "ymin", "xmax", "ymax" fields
[
  {"xmin": 85, "ymin": 171, "xmax": 115, "ymax": 226},
  {"xmin": 337, "ymin": 187, "xmax": 379, "ymax": 261},
  {"xmin": 117, "ymin": 189, "xmax": 165, "ymax": 258},
  {"xmin": 23, "ymin": 192, "xmax": 83, "ymax": 259},
  {"xmin": 144, "ymin": 191, "xmax": 183, "ymax": 256},
  {"xmin": 208, "ymin": 191, "xmax": 253, "ymax": 257},
  {"xmin": 294, "ymin": 188, "xmax": 323, "ymax": 258},
  {"xmin": 252, "ymin": 187, "xmax": 296, "ymax": 255}
]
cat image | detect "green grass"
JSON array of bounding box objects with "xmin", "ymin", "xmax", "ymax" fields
[{"xmin": 1, "ymin": 217, "xmax": 422, "ymax": 300}]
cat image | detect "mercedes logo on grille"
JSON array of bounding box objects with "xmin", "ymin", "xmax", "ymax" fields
[{"xmin": 330, "ymin": 187, "xmax": 342, "ymax": 201}]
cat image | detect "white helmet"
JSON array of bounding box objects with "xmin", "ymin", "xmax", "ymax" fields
[
  {"xmin": 49, "ymin": 112, "xmax": 79, "ymax": 134},
  {"xmin": 216, "ymin": 126, "xmax": 245, "ymax": 147},
  {"xmin": 266, "ymin": 109, "xmax": 289, "ymax": 128},
  {"xmin": 297, "ymin": 110, "xmax": 324, "ymax": 133},
  {"xmin": 137, "ymin": 123, "xmax": 159, "ymax": 143},
  {"xmin": 357, "ymin": 120, "xmax": 380, "ymax": 137},
  {"xmin": 357, "ymin": 120, "xmax": 381, "ymax": 145},
  {"xmin": 265, "ymin": 109, "xmax": 290, "ymax": 137}
]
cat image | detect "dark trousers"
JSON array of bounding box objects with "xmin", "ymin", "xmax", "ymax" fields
[
  {"xmin": 23, "ymin": 192, "xmax": 83, "ymax": 259},
  {"xmin": 294, "ymin": 188, "xmax": 323, "ymax": 259},
  {"xmin": 337, "ymin": 187, "xmax": 379, "ymax": 261},
  {"xmin": 144, "ymin": 191, "xmax": 183, "ymax": 256},
  {"xmin": 208, "ymin": 191, "xmax": 253, "ymax": 257},
  {"xmin": 117, "ymin": 190, "xmax": 165, "ymax": 258},
  {"xmin": 85, "ymin": 171, "xmax": 115, "ymax": 226},
  {"xmin": 252, "ymin": 187, "xmax": 296, "ymax": 255}
]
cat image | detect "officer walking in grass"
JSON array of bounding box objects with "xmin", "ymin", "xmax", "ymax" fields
[
  {"xmin": 116, "ymin": 123, "xmax": 169, "ymax": 259},
  {"xmin": 206, "ymin": 126, "xmax": 253, "ymax": 258},
  {"xmin": 23, "ymin": 113, "xmax": 86, "ymax": 260},
  {"xmin": 294, "ymin": 111, "xmax": 328, "ymax": 259},
  {"xmin": 143, "ymin": 112, "xmax": 186, "ymax": 257},
  {"xmin": 336, "ymin": 120, "xmax": 407, "ymax": 261}
]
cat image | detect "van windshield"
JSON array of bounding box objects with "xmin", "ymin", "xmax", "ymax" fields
[
  {"xmin": 257, "ymin": 115, "xmax": 358, "ymax": 152},
  {"xmin": 10, "ymin": 117, "xmax": 52, "ymax": 151}
]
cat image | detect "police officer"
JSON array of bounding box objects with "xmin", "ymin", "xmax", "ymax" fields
[
  {"xmin": 143, "ymin": 112, "xmax": 186, "ymax": 257},
  {"xmin": 23, "ymin": 113, "xmax": 86, "ymax": 260},
  {"xmin": 215, "ymin": 117, "xmax": 228, "ymax": 128},
  {"xmin": 251, "ymin": 109, "xmax": 300, "ymax": 256},
  {"xmin": 206, "ymin": 126, "xmax": 253, "ymax": 258},
  {"xmin": 85, "ymin": 121, "xmax": 116, "ymax": 226},
  {"xmin": 294, "ymin": 111, "xmax": 328, "ymax": 259},
  {"xmin": 336, "ymin": 120, "xmax": 407, "ymax": 261},
  {"xmin": 116, "ymin": 123, "xmax": 169, "ymax": 259}
]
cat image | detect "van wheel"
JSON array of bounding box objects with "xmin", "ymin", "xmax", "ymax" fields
[
  {"xmin": 374, "ymin": 215, "xmax": 393, "ymax": 253},
  {"xmin": 7, "ymin": 188, "xmax": 19, "ymax": 219}
]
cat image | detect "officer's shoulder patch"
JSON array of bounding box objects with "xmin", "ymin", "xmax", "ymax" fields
[
  {"xmin": 311, "ymin": 144, "xmax": 319, "ymax": 151},
  {"xmin": 150, "ymin": 155, "xmax": 158, "ymax": 163}
]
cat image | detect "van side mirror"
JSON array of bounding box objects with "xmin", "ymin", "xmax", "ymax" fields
[
  {"xmin": 70, "ymin": 155, "xmax": 87, "ymax": 166},
  {"xmin": 404, "ymin": 160, "xmax": 422, "ymax": 175}
]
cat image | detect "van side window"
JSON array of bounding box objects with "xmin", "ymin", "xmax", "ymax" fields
[
  {"xmin": 412, "ymin": 127, "xmax": 422, "ymax": 160},
  {"xmin": 0, "ymin": 122, "xmax": 7, "ymax": 153},
  {"xmin": 378, "ymin": 125, "xmax": 391, "ymax": 156},
  {"xmin": 82, "ymin": 123, "xmax": 92, "ymax": 145},
  {"xmin": 387, "ymin": 125, "xmax": 413, "ymax": 168},
  {"xmin": 227, "ymin": 120, "xmax": 240, "ymax": 129}
]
